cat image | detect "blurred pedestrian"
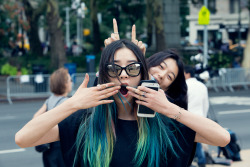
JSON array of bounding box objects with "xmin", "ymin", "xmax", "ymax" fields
[
  {"xmin": 33, "ymin": 68, "xmax": 72, "ymax": 167},
  {"xmin": 184, "ymin": 65, "xmax": 209, "ymax": 167}
]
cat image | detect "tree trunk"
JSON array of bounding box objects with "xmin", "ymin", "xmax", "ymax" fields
[
  {"xmin": 90, "ymin": 0, "xmax": 101, "ymax": 54},
  {"xmin": 46, "ymin": 0, "xmax": 67, "ymax": 68},
  {"xmin": 153, "ymin": 0, "xmax": 166, "ymax": 51},
  {"xmin": 23, "ymin": 0, "xmax": 44, "ymax": 57},
  {"xmin": 146, "ymin": 0, "xmax": 153, "ymax": 47}
]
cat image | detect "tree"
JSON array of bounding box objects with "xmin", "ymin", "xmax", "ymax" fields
[
  {"xmin": 145, "ymin": 0, "xmax": 166, "ymax": 52},
  {"xmin": 90, "ymin": 0, "xmax": 101, "ymax": 54},
  {"xmin": 22, "ymin": 0, "xmax": 45, "ymax": 57},
  {"xmin": 146, "ymin": 0, "xmax": 181, "ymax": 52},
  {"xmin": 46, "ymin": 0, "xmax": 67, "ymax": 68}
]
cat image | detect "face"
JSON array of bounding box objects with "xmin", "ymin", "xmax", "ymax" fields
[
  {"xmin": 108, "ymin": 47, "xmax": 141, "ymax": 103},
  {"xmin": 149, "ymin": 58, "xmax": 178, "ymax": 91}
]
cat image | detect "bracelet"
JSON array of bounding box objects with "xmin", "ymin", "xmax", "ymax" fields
[{"xmin": 173, "ymin": 107, "xmax": 183, "ymax": 120}]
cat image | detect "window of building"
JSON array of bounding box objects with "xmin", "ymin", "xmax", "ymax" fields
[
  {"xmin": 208, "ymin": 0, "xmax": 216, "ymax": 14},
  {"xmin": 230, "ymin": 0, "xmax": 239, "ymax": 14}
]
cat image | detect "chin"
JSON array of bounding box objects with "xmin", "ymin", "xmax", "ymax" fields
[{"xmin": 114, "ymin": 93, "xmax": 134, "ymax": 104}]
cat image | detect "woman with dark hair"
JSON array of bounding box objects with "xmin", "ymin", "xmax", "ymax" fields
[{"xmin": 146, "ymin": 50, "xmax": 188, "ymax": 109}]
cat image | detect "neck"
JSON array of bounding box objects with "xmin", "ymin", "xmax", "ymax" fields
[
  {"xmin": 54, "ymin": 92, "xmax": 68, "ymax": 97},
  {"xmin": 116, "ymin": 101, "xmax": 137, "ymax": 120}
]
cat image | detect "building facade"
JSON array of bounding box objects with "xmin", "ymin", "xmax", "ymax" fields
[{"xmin": 187, "ymin": 0, "xmax": 249, "ymax": 49}]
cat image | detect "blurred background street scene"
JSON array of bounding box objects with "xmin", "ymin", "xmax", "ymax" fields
[{"xmin": 1, "ymin": 0, "xmax": 250, "ymax": 167}]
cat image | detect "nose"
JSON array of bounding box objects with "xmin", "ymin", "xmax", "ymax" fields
[
  {"xmin": 158, "ymin": 70, "xmax": 167, "ymax": 80},
  {"xmin": 119, "ymin": 69, "xmax": 128, "ymax": 79}
]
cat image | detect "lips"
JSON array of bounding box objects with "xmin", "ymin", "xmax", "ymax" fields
[{"xmin": 119, "ymin": 83, "xmax": 129, "ymax": 97}]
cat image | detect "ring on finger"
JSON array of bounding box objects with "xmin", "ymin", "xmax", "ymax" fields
[
  {"xmin": 142, "ymin": 92, "xmax": 146, "ymax": 98},
  {"xmin": 114, "ymin": 32, "xmax": 119, "ymax": 34}
]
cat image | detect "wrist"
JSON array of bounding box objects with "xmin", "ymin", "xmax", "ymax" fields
[
  {"xmin": 64, "ymin": 98, "xmax": 79, "ymax": 113},
  {"xmin": 164, "ymin": 103, "xmax": 183, "ymax": 121}
]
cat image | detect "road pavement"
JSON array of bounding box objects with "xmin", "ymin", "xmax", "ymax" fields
[{"xmin": 1, "ymin": 89, "xmax": 250, "ymax": 167}]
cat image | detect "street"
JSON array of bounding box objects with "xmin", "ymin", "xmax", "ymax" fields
[{"xmin": 0, "ymin": 90, "xmax": 250, "ymax": 167}]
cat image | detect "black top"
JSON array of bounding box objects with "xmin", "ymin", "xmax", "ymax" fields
[{"xmin": 59, "ymin": 110, "xmax": 196, "ymax": 167}]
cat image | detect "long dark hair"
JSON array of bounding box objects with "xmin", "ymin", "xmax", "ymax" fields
[
  {"xmin": 75, "ymin": 41, "xmax": 181, "ymax": 166},
  {"xmin": 147, "ymin": 50, "xmax": 188, "ymax": 109}
]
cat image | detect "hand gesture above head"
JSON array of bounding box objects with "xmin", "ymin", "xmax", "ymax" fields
[
  {"xmin": 104, "ymin": 18, "xmax": 146, "ymax": 55},
  {"xmin": 104, "ymin": 18, "xmax": 120, "ymax": 47},
  {"xmin": 131, "ymin": 25, "xmax": 146, "ymax": 55}
]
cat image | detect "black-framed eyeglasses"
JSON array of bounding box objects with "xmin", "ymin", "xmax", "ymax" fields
[{"xmin": 106, "ymin": 62, "xmax": 142, "ymax": 77}]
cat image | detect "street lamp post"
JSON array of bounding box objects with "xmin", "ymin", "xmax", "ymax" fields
[
  {"xmin": 65, "ymin": 7, "xmax": 70, "ymax": 49},
  {"xmin": 203, "ymin": 0, "xmax": 208, "ymax": 68},
  {"xmin": 71, "ymin": 0, "xmax": 86, "ymax": 56}
]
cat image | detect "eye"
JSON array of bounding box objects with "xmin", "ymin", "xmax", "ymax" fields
[
  {"xmin": 159, "ymin": 64, "xmax": 164, "ymax": 69},
  {"xmin": 168, "ymin": 75, "xmax": 173, "ymax": 81}
]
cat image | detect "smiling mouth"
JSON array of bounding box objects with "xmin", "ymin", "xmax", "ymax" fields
[{"xmin": 120, "ymin": 85, "xmax": 128, "ymax": 95}]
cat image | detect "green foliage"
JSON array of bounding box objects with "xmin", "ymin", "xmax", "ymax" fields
[
  {"xmin": 1, "ymin": 63, "xmax": 17, "ymax": 76},
  {"xmin": 208, "ymin": 52, "xmax": 233, "ymax": 69},
  {"xmin": 180, "ymin": 0, "xmax": 190, "ymax": 37},
  {"xmin": 21, "ymin": 67, "xmax": 29, "ymax": 75}
]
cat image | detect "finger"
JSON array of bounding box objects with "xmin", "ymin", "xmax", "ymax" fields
[
  {"xmin": 98, "ymin": 99, "xmax": 114, "ymax": 105},
  {"xmin": 113, "ymin": 18, "xmax": 118, "ymax": 33},
  {"xmin": 113, "ymin": 18, "xmax": 120, "ymax": 40},
  {"xmin": 135, "ymin": 100, "xmax": 149, "ymax": 107},
  {"xmin": 138, "ymin": 86, "xmax": 157, "ymax": 93},
  {"xmin": 138, "ymin": 41, "xmax": 143, "ymax": 47},
  {"xmin": 96, "ymin": 83, "xmax": 117, "ymax": 91},
  {"xmin": 131, "ymin": 24, "xmax": 136, "ymax": 41},
  {"xmin": 159, "ymin": 89, "xmax": 165, "ymax": 94},
  {"xmin": 104, "ymin": 39, "xmax": 109, "ymax": 47},
  {"xmin": 111, "ymin": 33, "xmax": 118, "ymax": 40},
  {"xmin": 128, "ymin": 90, "xmax": 146, "ymax": 101},
  {"xmin": 99, "ymin": 85, "xmax": 120, "ymax": 95},
  {"xmin": 133, "ymin": 40, "xmax": 138, "ymax": 45},
  {"xmin": 99, "ymin": 89, "xmax": 119, "ymax": 99},
  {"xmin": 140, "ymin": 46, "xmax": 146, "ymax": 55},
  {"xmin": 107, "ymin": 37, "xmax": 112, "ymax": 44},
  {"xmin": 126, "ymin": 86, "xmax": 140, "ymax": 95},
  {"xmin": 81, "ymin": 73, "xmax": 89, "ymax": 88}
]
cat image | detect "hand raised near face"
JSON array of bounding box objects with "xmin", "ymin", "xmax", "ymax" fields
[
  {"xmin": 69, "ymin": 73, "xmax": 120, "ymax": 110},
  {"xmin": 104, "ymin": 18, "xmax": 120, "ymax": 47},
  {"xmin": 127, "ymin": 86, "xmax": 170, "ymax": 115},
  {"xmin": 131, "ymin": 25, "xmax": 146, "ymax": 55}
]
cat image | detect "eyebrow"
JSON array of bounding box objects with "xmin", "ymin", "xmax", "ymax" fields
[
  {"xmin": 114, "ymin": 60, "xmax": 138, "ymax": 63},
  {"xmin": 163, "ymin": 61, "xmax": 176, "ymax": 79}
]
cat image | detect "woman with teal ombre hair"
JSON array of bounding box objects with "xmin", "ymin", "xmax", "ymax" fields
[{"xmin": 16, "ymin": 34, "xmax": 230, "ymax": 167}]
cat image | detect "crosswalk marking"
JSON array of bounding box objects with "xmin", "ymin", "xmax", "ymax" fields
[
  {"xmin": 218, "ymin": 109, "xmax": 250, "ymax": 115},
  {"xmin": 0, "ymin": 148, "xmax": 25, "ymax": 154}
]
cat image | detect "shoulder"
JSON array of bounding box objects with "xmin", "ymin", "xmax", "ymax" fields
[
  {"xmin": 187, "ymin": 78, "xmax": 207, "ymax": 92},
  {"xmin": 59, "ymin": 109, "xmax": 88, "ymax": 131}
]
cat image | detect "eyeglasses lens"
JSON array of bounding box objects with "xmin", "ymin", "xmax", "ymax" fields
[
  {"xmin": 107, "ymin": 63, "xmax": 141, "ymax": 77},
  {"xmin": 126, "ymin": 63, "xmax": 141, "ymax": 76}
]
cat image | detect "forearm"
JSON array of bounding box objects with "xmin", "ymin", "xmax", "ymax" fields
[
  {"xmin": 164, "ymin": 103, "xmax": 230, "ymax": 147},
  {"xmin": 33, "ymin": 104, "xmax": 46, "ymax": 118},
  {"xmin": 15, "ymin": 98, "xmax": 77, "ymax": 147}
]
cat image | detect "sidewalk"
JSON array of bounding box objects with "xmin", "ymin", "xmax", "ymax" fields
[{"xmin": 207, "ymin": 149, "xmax": 250, "ymax": 167}]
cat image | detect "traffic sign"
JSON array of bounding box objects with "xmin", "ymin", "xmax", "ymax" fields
[{"xmin": 198, "ymin": 6, "xmax": 210, "ymax": 25}]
